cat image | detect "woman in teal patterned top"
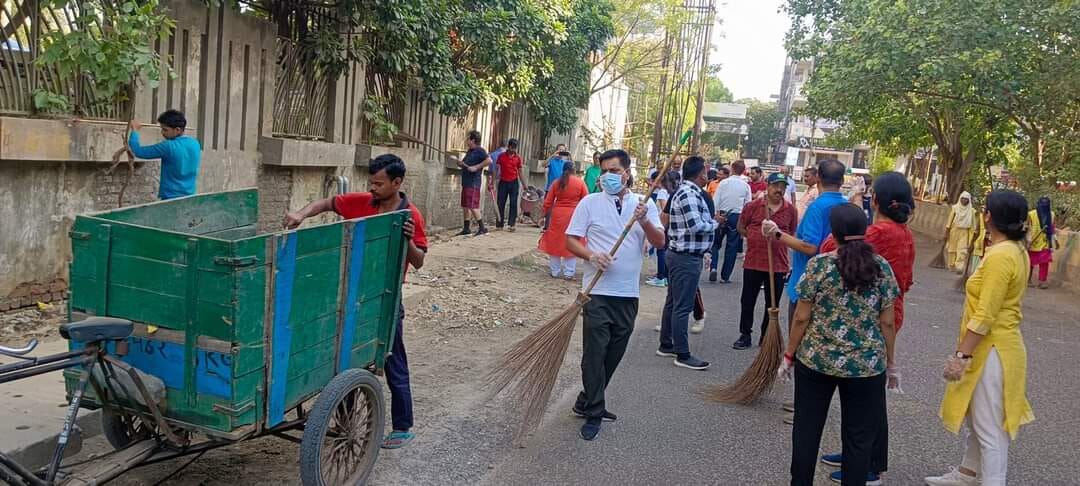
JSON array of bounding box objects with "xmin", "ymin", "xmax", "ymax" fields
[{"xmin": 778, "ymin": 203, "xmax": 900, "ymax": 486}]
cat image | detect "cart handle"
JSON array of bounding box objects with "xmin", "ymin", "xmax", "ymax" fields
[{"xmin": 0, "ymin": 339, "xmax": 38, "ymax": 358}]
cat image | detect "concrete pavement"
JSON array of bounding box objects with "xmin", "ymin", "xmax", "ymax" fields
[
  {"xmin": 481, "ymin": 236, "xmax": 1080, "ymax": 485},
  {"xmin": 0, "ymin": 339, "xmax": 99, "ymax": 470}
]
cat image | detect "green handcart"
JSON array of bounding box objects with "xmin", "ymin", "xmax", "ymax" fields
[{"xmin": 54, "ymin": 188, "xmax": 408, "ymax": 485}]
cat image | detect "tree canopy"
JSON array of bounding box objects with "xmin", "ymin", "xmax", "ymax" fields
[{"xmin": 785, "ymin": 0, "xmax": 1080, "ymax": 203}]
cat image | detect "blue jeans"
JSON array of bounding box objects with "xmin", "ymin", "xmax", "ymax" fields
[
  {"xmin": 655, "ymin": 247, "xmax": 668, "ymax": 279},
  {"xmin": 659, "ymin": 251, "xmax": 703, "ymax": 356},
  {"xmin": 711, "ymin": 212, "xmax": 741, "ymax": 281},
  {"xmin": 386, "ymin": 305, "xmax": 413, "ymax": 431}
]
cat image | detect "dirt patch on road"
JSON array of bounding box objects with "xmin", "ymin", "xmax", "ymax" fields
[{"xmin": 0, "ymin": 301, "xmax": 66, "ymax": 347}]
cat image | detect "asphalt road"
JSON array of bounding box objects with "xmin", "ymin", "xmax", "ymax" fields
[{"xmin": 480, "ymin": 236, "xmax": 1080, "ymax": 485}]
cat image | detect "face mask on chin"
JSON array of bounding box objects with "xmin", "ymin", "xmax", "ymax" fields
[{"xmin": 600, "ymin": 173, "xmax": 624, "ymax": 195}]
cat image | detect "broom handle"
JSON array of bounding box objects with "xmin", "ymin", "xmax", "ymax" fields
[
  {"xmin": 765, "ymin": 204, "xmax": 778, "ymax": 310},
  {"xmin": 582, "ymin": 154, "xmax": 681, "ymax": 295}
]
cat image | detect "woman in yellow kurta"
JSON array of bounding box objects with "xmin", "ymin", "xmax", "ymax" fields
[
  {"xmin": 945, "ymin": 191, "xmax": 976, "ymax": 273},
  {"xmin": 926, "ymin": 190, "xmax": 1034, "ymax": 486}
]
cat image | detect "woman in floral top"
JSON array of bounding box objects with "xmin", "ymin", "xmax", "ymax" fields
[{"xmin": 778, "ymin": 204, "xmax": 900, "ymax": 486}]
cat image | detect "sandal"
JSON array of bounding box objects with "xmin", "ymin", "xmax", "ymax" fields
[{"xmin": 381, "ymin": 430, "xmax": 415, "ymax": 449}]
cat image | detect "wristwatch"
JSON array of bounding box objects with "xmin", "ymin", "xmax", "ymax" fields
[
  {"xmin": 774, "ymin": 231, "xmax": 783, "ymax": 241},
  {"xmin": 953, "ymin": 351, "xmax": 972, "ymax": 359}
]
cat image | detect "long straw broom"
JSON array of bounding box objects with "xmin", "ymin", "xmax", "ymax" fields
[
  {"xmin": 954, "ymin": 214, "xmax": 981, "ymax": 290},
  {"xmin": 486, "ymin": 133, "xmax": 690, "ymax": 441},
  {"xmin": 702, "ymin": 204, "xmax": 784, "ymax": 404}
]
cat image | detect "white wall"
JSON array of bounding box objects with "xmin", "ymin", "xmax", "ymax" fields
[{"xmin": 548, "ymin": 66, "xmax": 630, "ymax": 166}]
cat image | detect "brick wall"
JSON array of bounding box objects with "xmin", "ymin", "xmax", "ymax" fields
[
  {"xmin": 0, "ymin": 279, "xmax": 67, "ymax": 312},
  {"xmin": 257, "ymin": 165, "xmax": 294, "ymax": 233},
  {"xmin": 91, "ymin": 162, "xmax": 160, "ymax": 209}
]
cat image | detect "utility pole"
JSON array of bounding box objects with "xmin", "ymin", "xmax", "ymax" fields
[{"xmin": 690, "ymin": 0, "xmax": 715, "ymax": 154}]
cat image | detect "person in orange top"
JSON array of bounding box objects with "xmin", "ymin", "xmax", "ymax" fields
[
  {"xmin": 539, "ymin": 160, "xmax": 588, "ymax": 279},
  {"xmin": 705, "ymin": 167, "xmax": 721, "ymax": 198}
]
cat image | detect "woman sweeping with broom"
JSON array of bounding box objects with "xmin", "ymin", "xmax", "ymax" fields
[{"xmin": 778, "ymin": 204, "xmax": 900, "ymax": 486}]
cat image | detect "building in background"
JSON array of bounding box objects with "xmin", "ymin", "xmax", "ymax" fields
[
  {"xmin": 548, "ymin": 65, "xmax": 630, "ymax": 165},
  {"xmin": 774, "ymin": 57, "xmax": 865, "ymax": 173}
]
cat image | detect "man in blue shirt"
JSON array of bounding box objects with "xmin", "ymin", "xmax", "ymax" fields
[
  {"xmin": 762, "ymin": 158, "xmax": 848, "ymax": 323},
  {"xmin": 129, "ymin": 110, "xmax": 202, "ymax": 200},
  {"xmin": 543, "ymin": 143, "xmax": 570, "ymax": 190}
]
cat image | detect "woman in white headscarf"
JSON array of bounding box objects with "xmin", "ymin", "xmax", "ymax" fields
[{"xmin": 946, "ymin": 191, "xmax": 976, "ymax": 272}]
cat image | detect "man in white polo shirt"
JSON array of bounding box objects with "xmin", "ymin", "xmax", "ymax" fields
[{"xmin": 565, "ymin": 148, "xmax": 665, "ymax": 441}]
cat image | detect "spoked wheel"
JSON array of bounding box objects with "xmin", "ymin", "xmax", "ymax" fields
[
  {"xmin": 101, "ymin": 410, "xmax": 154, "ymax": 449},
  {"xmin": 300, "ymin": 369, "xmax": 385, "ymax": 486}
]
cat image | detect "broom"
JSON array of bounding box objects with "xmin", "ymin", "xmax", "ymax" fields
[
  {"xmin": 929, "ymin": 208, "xmax": 951, "ymax": 269},
  {"xmin": 702, "ymin": 204, "xmax": 784, "ymax": 404},
  {"xmin": 954, "ymin": 216, "xmax": 981, "ymax": 290},
  {"xmin": 486, "ymin": 131, "xmax": 692, "ymax": 441}
]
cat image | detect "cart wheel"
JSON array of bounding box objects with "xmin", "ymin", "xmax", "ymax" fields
[
  {"xmin": 101, "ymin": 410, "xmax": 153, "ymax": 450},
  {"xmin": 299, "ymin": 369, "xmax": 384, "ymax": 486}
]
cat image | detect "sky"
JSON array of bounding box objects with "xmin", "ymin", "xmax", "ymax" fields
[{"xmin": 710, "ymin": 0, "xmax": 789, "ymax": 102}]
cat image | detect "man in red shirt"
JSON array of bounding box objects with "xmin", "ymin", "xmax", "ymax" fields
[
  {"xmin": 749, "ymin": 166, "xmax": 768, "ymax": 199},
  {"xmin": 495, "ymin": 138, "xmax": 528, "ymax": 231},
  {"xmin": 283, "ymin": 154, "xmax": 427, "ymax": 449},
  {"xmin": 733, "ymin": 172, "xmax": 796, "ymax": 350}
]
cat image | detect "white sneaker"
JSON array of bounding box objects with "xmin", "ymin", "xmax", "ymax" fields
[
  {"xmin": 653, "ymin": 323, "xmax": 662, "ymax": 332},
  {"xmin": 925, "ymin": 467, "xmax": 978, "ymax": 486},
  {"xmin": 690, "ymin": 312, "xmax": 706, "ymax": 334}
]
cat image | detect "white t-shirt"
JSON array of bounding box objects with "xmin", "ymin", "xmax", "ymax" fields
[
  {"xmin": 566, "ymin": 192, "xmax": 662, "ymax": 298},
  {"xmin": 713, "ymin": 176, "xmax": 753, "ymax": 214},
  {"xmin": 655, "ymin": 188, "xmax": 670, "ymax": 203}
]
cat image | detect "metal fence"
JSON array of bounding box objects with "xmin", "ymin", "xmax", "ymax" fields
[
  {"xmin": 0, "ymin": 0, "xmax": 127, "ymax": 118},
  {"xmin": 272, "ymin": 37, "xmax": 329, "ymax": 140},
  {"xmin": 267, "ymin": 0, "xmax": 336, "ymax": 141}
]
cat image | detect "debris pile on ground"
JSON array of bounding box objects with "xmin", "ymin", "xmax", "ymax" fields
[
  {"xmin": 409, "ymin": 250, "xmax": 577, "ymax": 334},
  {"xmin": 0, "ymin": 301, "xmax": 66, "ymax": 346}
]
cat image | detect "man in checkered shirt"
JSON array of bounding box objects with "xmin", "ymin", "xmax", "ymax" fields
[{"xmin": 657, "ymin": 156, "xmax": 718, "ymax": 370}]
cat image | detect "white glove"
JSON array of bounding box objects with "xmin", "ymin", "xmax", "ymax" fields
[
  {"xmin": 851, "ymin": 176, "xmax": 867, "ymax": 195},
  {"xmin": 777, "ymin": 353, "xmax": 794, "ymax": 382},
  {"xmin": 761, "ymin": 219, "xmax": 780, "ymax": 238},
  {"xmin": 886, "ymin": 365, "xmax": 903, "ymax": 394}
]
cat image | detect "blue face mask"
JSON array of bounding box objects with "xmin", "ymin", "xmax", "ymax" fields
[{"xmin": 600, "ymin": 173, "xmax": 625, "ymax": 195}]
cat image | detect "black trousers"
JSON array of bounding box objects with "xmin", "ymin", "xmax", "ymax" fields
[
  {"xmin": 790, "ymin": 360, "xmax": 886, "ymax": 486},
  {"xmin": 575, "ymin": 295, "xmax": 638, "ymax": 419},
  {"xmin": 738, "ymin": 269, "xmax": 787, "ymax": 338},
  {"xmin": 496, "ymin": 180, "xmax": 520, "ymax": 227}
]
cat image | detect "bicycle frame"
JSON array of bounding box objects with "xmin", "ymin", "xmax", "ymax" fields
[{"xmin": 0, "ymin": 344, "xmax": 98, "ymax": 486}]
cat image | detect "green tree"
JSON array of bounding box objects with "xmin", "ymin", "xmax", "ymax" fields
[
  {"xmin": 35, "ymin": 0, "xmax": 174, "ymax": 113},
  {"xmin": 705, "ymin": 76, "xmax": 733, "ymax": 103},
  {"xmin": 740, "ymin": 98, "xmax": 780, "ymax": 161},
  {"xmin": 784, "ymin": 0, "xmax": 1080, "ymax": 203}
]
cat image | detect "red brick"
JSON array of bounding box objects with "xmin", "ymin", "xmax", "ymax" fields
[{"xmin": 9, "ymin": 286, "xmax": 30, "ymax": 298}]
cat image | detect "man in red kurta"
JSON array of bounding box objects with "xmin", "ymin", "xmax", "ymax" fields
[
  {"xmin": 733, "ymin": 172, "xmax": 796, "ymax": 350},
  {"xmin": 284, "ymin": 154, "xmax": 427, "ymax": 449}
]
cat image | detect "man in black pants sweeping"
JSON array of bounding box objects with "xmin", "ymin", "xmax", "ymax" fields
[
  {"xmin": 732, "ymin": 172, "xmax": 796, "ymax": 350},
  {"xmin": 565, "ymin": 149, "xmax": 665, "ymax": 441}
]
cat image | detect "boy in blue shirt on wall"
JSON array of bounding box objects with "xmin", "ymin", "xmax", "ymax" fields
[{"xmin": 129, "ymin": 109, "xmax": 202, "ymax": 200}]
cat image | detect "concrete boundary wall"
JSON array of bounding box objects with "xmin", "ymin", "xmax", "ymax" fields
[{"xmin": 908, "ymin": 201, "xmax": 1080, "ymax": 295}]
